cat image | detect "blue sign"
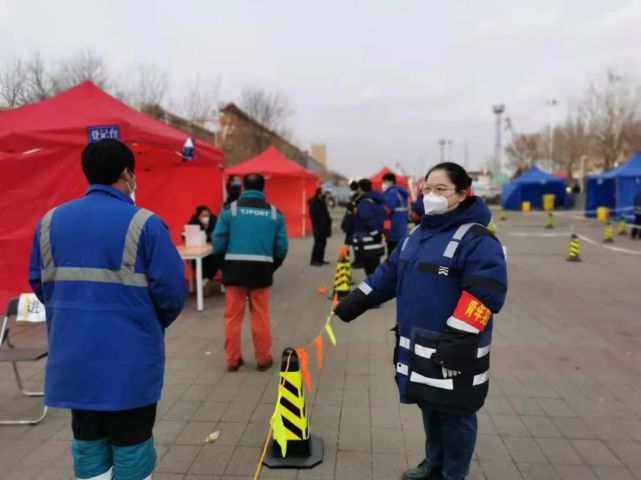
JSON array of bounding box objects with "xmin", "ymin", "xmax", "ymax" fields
[{"xmin": 87, "ymin": 125, "xmax": 121, "ymax": 143}]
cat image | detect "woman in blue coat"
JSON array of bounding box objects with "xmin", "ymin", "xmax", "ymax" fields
[{"xmin": 335, "ymin": 163, "xmax": 507, "ymax": 480}]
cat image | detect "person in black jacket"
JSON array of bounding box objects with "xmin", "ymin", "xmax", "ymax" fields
[
  {"xmin": 309, "ymin": 188, "xmax": 332, "ymax": 266},
  {"xmin": 188, "ymin": 206, "xmax": 218, "ymax": 282}
]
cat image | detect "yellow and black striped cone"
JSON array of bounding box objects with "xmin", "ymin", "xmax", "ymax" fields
[
  {"xmin": 332, "ymin": 247, "xmax": 351, "ymax": 299},
  {"xmin": 264, "ymin": 349, "xmax": 323, "ymax": 469},
  {"xmin": 545, "ymin": 213, "xmax": 554, "ymax": 229},
  {"xmin": 603, "ymin": 221, "xmax": 614, "ymax": 243},
  {"xmin": 488, "ymin": 219, "xmax": 497, "ymax": 233},
  {"xmin": 499, "ymin": 210, "xmax": 507, "ymax": 221},
  {"xmin": 566, "ymin": 233, "xmax": 582, "ymax": 262},
  {"xmin": 617, "ymin": 219, "xmax": 627, "ymax": 236}
]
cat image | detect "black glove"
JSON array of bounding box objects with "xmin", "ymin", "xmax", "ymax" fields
[
  {"xmin": 333, "ymin": 289, "xmax": 370, "ymax": 322},
  {"xmin": 431, "ymin": 325, "xmax": 478, "ymax": 372}
]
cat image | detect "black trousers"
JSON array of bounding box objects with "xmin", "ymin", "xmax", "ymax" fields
[
  {"xmin": 363, "ymin": 256, "xmax": 381, "ymax": 276},
  {"xmin": 72, "ymin": 403, "xmax": 157, "ymax": 447},
  {"xmin": 632, "ymin": 214, "xmax": 641, "ymax": 240},
  {"xmin": 311, "ymin": 233, "xmax": 328, "ymax": 264},
  {"xmin": 387, "ymin": 240, "xmax": 399, "ymax": 257}
]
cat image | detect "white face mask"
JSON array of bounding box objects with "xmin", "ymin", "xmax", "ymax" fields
[
  {"xmin": 125, "ymin": 169, "xmax": 137, "ymax": 202},
  {"xmin": 199, "ymin": 216, "xmax": 210, "ymax": 226},
  {"xmin": 423, "ymin": 192, "xmax": 450, "ymax": 215}
]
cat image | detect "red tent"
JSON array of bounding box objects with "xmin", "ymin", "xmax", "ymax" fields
[
  {"xmin": 0, "ymin": 81, "xmax": 224, "ymax": 307},
  {"xmin": 225, "ymin": 146, "xmax": 320, "ymax": 237},
  {"xmin": 370, "ymin": 166, "xmax": 410, "ymax": 192}
]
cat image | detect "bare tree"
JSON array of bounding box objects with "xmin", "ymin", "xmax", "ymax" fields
[
  {"xmin": 0, "ymin": 58, "xmax": 28, "ymax": 107},
  {"xmin": 552, "ymin": 115, "xmax": 590, "ymax": 178},
  {"xmin": 25, "ymin": 52, "xmax": 55, "ymax": 101},
  {"xmin": 179, "ymin": 76, "xmax": 221, "ymax": 128},
  {"xmin": 53, "ymin": 49, "xmax": 109, "ymax": 92},
  {"xmin": 115, "ymin": 63, "xmax": 168, "ymax": 109},
  {"xmin": 579, "ymin": 71, "xmax": 641, "ymax": 170},
  {"xmin": 240, "ymin": 86, "xmax": 293, "ymax": 138}
]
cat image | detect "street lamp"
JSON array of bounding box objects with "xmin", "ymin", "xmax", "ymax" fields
[
  {"xmin": 546, "ymin": 99, "xmax": 559, "ymax": 171},
  {"xmin": 492, "ymin": 104, "xmax": 505, "ymax": 175}
]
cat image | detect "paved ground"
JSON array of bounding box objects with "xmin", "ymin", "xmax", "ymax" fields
[{"xmin": 1, "ymin": 209, "xmax": 641, "ymax": 480}]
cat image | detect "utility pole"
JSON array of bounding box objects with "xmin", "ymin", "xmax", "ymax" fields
[
  {"xmin": 492, "ymin": 104, "xmax": 505, "ymax": 175},
  {"xmin": 439, "ymin": 139, "xmax": 446, "ymax": 162},
  {"xmin": 447, "ymin": 140, "xmax": 453, "ymax": 162}
]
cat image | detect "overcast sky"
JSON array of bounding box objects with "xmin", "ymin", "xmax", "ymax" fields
[{"xmin": 2, "ymin": 0, "xmax": 641, "ymax": 177}]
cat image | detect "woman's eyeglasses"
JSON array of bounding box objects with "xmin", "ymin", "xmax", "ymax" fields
[{"xmin": 422, "ymin": 186, "xmax": 455, "ymax": 195}]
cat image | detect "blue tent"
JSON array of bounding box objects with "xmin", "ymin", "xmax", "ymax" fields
[
  {"xmin": 585, "ymin": 152, "xmax": 641, "ymax": 219},
  {"xmin": 501, "ymin": 166, "xmax": 567, "ymax": 210}
]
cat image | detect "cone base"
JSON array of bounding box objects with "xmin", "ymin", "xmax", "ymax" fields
[
  {"xmin": 603, "ymin": 239, "xmax": 614, "ymax": 243},
  {"xmin": 263, "ymin": 435, "xmax": 324, "ymax": 469},
  {"xmin": 566, "ymin": 256, "xmax": 582, "ymax": 262},
  {"xmin": 545, "ymin": 225, "xmax": 554, "ymax": 229}
]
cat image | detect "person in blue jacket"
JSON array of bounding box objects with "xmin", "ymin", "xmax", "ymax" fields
[
  {"xmin": 29, "ymin": 139, "xmax": 187, "ymax": 480},
  {"xmin": 213, "ymin": 174, "xmax": 289, "ymax": 372},
  {"xmin": 382, "ymin": 172, "xmax": 410, "ymax": 255},
  {"xmin": 352, "ymin": 178, "xmax": 387, "ymax": 275},
  {"xmin": 334, "ymin": 163, "xmax": 507, "ymax": 480}
]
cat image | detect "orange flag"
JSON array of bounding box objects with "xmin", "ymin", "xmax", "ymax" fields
[
  {"xmin": 332, "ymin": 293, "xmax": 339, "ymax": 307},
  {"xmin": 314, "ymin": 335, "xmax": 324, "ymax": 371},
  {"xmin": 296, "ymin": 348, "xmax": 312, "ymax": 392}
]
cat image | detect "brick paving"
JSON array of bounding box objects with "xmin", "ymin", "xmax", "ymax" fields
[{"xmin": 0, "ymin": 210, "xmax": 640, "ymax": 479}]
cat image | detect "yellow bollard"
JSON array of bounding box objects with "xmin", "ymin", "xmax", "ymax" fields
[
  {"xmin": 522, "ymin": 201, "xmax": 531, "ymax": 213},
  {"xmin": 543, "ymin": 194, "xmax": 556, "ymax": 212},
  {"xmin": 596, "ymin": 207, "xmax": 610, "ymax": 222},
  {"xmin": 545, "ymin": 213, "xmax": 554, "ymax": 229}
]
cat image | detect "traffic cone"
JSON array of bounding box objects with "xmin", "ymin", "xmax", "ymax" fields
[
  {"xmin": 263, "ymin": 348, "xmax": 323, "ymax": 469},
  {"xmin": 617, "ymin": 219, "xmax": 628, "ymax": 236},
  {"xmin": 545, "ymin": 212, "xmax": 554, "ymax": 229},
  {"xmin": 603, "ymin": 221, "xmax": 614, "ymax": 243},
  {"xmin": 566, "ymin": 234, "xmax": 582, "ymax": 262},
  {"xmin": 338, "ymin": 246, "xmax": 352, "ymax": 285},
  {"xmin": 499, "ymin": 210, "xmax": 507, "ymax": 221},
  {"xmin": 488, "ymin": 219, "xmax": 497, "ymax": 233}
]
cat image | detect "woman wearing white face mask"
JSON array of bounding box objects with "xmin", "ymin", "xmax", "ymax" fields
[
  {"xmin": 334, "ymin": 163, "xmax": 508, "ymax": 480},
  {"xmin": 188, "ymin": 206, "xmax": 218, "ymax": 289}
]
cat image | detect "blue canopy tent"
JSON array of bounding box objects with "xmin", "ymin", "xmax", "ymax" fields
[
  {"xmin": 585, "ymin": 152, "xmax": 641, "ymax": 219},
  {"xmin": 501, "ymin": 166, "xmax": 567, "ymax": 210}
]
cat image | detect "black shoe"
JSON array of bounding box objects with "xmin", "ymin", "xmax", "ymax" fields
[
  {"xmin": 310, "ymin": 262, "xmax": 324, "ymax": 267},
  {"xmin": 322, "ymin": 261, "xmax": 330, "ymax": 265},
  {"xmin": 401, "ymin": 460, "xmax": 441, "ymax": 480},
  {"xmin": 227, "ymin": 358, "xmax": 244, "ymax": 372},
  {"xmin": 257, "ymin": 359, "xmax": 274, "ymax": 372}
]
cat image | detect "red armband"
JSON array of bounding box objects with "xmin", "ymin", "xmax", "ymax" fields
[{"xmin": 449, "ymin": 291, "xmax": 491, "ymax": 332}]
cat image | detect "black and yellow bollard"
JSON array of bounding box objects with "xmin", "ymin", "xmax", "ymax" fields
[
  {"xmin": 487, "ymin": 219, "xmax": 497, "ymax": 233},
  {"xmin": 545, "ymin": 212, "xmax": 554, "ymax": 229},
  {"xmin": 499, "ymin": 210, "xmax": 507, "ymax": 221},
  {"xmin": 264, "ymin": 349, "xmax": 323, "ymax": 469},
  {"xmin": 617, "ymin": 219, "xmax": 627, "ymax": 236},
  {"xmin": 332, "ymin": 247, "xmax": 351, "ymax": 298},
  {"xmin": 566, "ymin": 234, "xmax": 582, "ymax": 262},
  {"xmin": 603, "ymin": 221, "xmax": 614, "ymax": 243}
]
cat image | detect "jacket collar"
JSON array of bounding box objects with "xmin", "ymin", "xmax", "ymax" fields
[
  {"xmin": 86, "ymin": 184, "xmax": 134, "ymax": 205},
  {"xmin": 240, "ymin": 190, "xmax": 266, "ymax": 201}
]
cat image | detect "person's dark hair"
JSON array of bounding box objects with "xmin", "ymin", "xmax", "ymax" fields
[
  {"xmin": 357, "ymin": 178, "xmax": 372, "ymax": 192},
  {"xmin": 382, "ymin": 172, "xmax": 396, "ymax": 183},
  {"xmin": 195, "ymin": 205, "xmax": 211, "ymax": 217},
  {"xmin": 425, "ymin": 162, "xmax": 472, "ymax": 192},
  {"xmin": 81, "ymin": 139, "xmax": 135, "ymax": 185},
  {"xmin": 349, "ymin": 180, "xmax": 358, "ymax": 191},
  {"xmin": 243, "ymin": 173, "xmax": 265, "ymax": 191}
]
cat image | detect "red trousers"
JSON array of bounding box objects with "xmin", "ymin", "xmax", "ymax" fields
[{"xmin": 224, "ymin": 286, "xmax": 272, "ymax": 367}]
